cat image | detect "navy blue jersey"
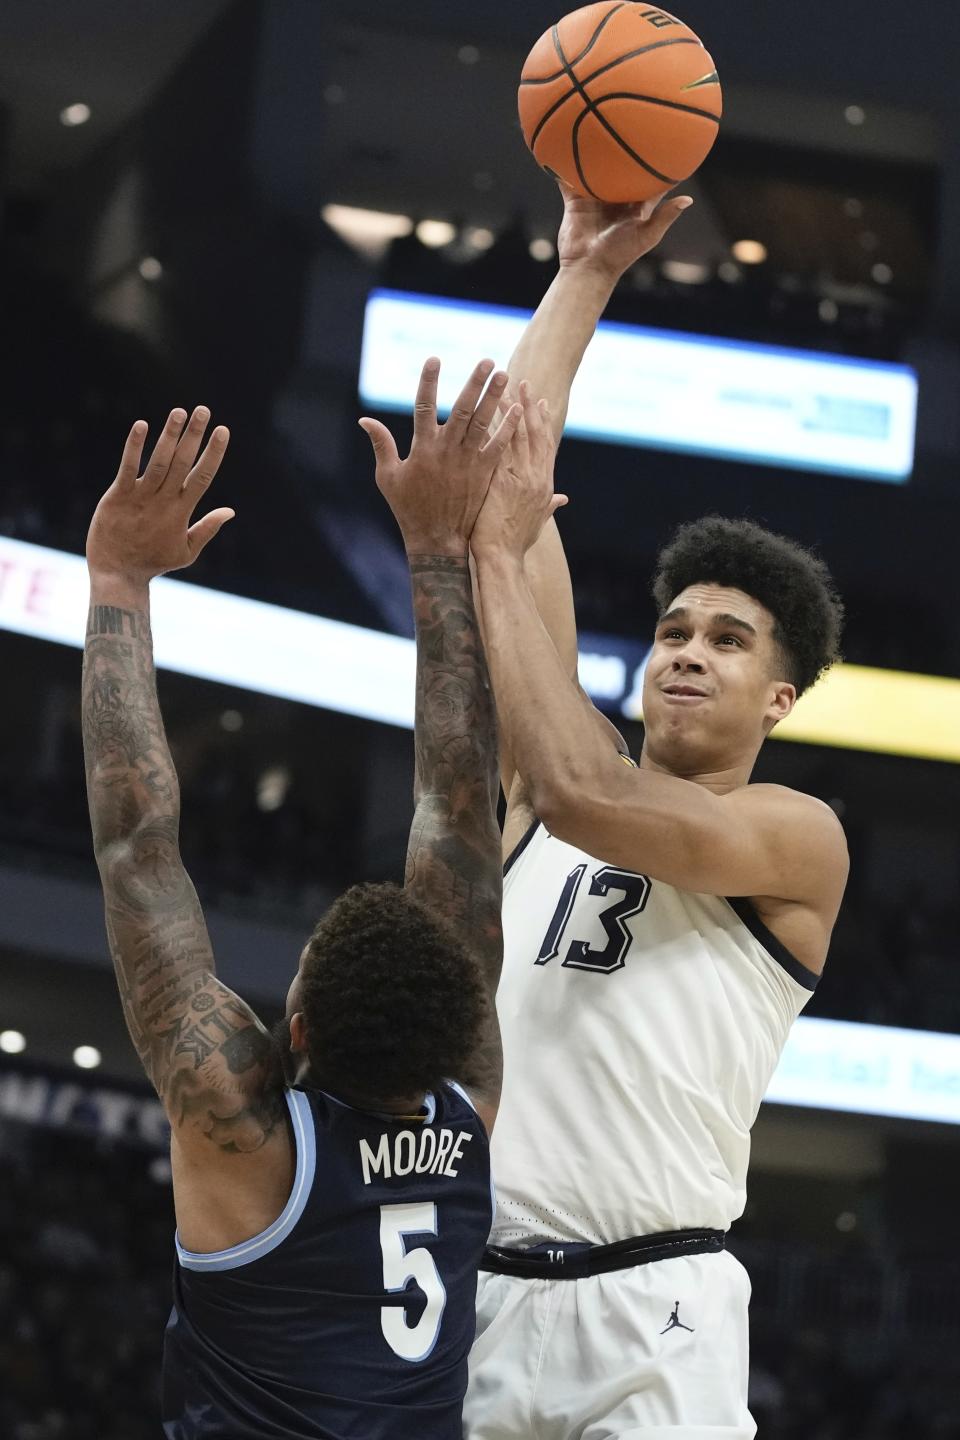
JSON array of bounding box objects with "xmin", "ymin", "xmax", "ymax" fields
[{"xmin": 162, "ymin": 1082, "xmax": 492, "ymax": 1440}]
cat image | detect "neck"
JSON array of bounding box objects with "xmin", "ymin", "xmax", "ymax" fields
[
  {"xmin": 639, "ymin": 741, "xmax": 758, "ymax": 794},
  {"xmin": 300, "ymin": 1071, "xmax": 427, "ymax": 1116},
  {"xmin": 348, "ymin": 1090, "xmax": 428, "ymax": 1116}
]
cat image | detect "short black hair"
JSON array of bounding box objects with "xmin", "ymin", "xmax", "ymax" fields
[
  {"xmin": 651, "ymin": 516, "xmax": 843, "ymax": 695},
  {"xmin": 299, "ymin": 882, "xmax": 487, "ymax": 1101}
]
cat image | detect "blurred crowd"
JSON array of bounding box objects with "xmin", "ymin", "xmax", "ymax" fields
[
  {"xmin": 0, "ymin": 1124, "xmax": 171, "ymax": 1440},
  {"xmin": 0, "ymin": 1119, "xmax": 957, "ymax": 1440}
]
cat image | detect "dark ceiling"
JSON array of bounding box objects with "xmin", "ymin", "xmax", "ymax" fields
[{"xmin": 2, "ymin": 0, "xmax": 958, "ymax": 322}]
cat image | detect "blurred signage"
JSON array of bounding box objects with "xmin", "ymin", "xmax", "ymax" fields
[
  {"xmin": 0, "ymin": 535, "xmax": 417, "ymax": 726},
  {"xmin": 1, "ymin": 535, "xmax": 957, "ymax": 762},
  {"xmin": 359, "ymin": 288, "xmax": 918, "ymax": 482},
  {"xmin": 2, "ymin": 1017, "xmax": 959, "ymax": 1131},
  {"xmin": 769, "ymin": 1016, "xmax": 960, "ymax": 1125},
  {"xmin": 0, "ymin": 1065, "xmax": 168, "ymax": 1146}
]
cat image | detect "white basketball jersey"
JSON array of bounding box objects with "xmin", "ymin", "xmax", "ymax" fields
[{"xmin": 490, "ymin": 820, "xmax": 818, "ymax": 1247}]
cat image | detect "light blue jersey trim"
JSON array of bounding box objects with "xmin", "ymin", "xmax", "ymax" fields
[
  {"xmin": 175, "ymin": 1088, "xmax": 316, "ymax": 1272},
  {"xmin": 444, "ymin": 1081, "xmax": 496, "ymax": 1225},
  {"xmin": 445, "ymin": 1079, "xmax": 477, "ymax": 1115}
]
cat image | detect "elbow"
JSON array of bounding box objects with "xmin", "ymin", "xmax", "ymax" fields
[
  {"xmin": 94, "ymin": 816, "xmax": 180, "ymax": 876},
  {"xmin": 528, "ymin": 771, "xmax": 595, "ymax": 841},
  {"xmin": 528, "ymin": 746, "xmax": 623, "ymax": 845},
  {"xmin": 93, "ymin": 835, "xmax": 136, "ymax": 883}
]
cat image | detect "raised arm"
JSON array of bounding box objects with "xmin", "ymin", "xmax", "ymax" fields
[
  {"xmin": 403, "ymin": 555, "xmax": 502, "ymax": 1120},
  {"xmin": 505, "ymin": 188, "xmax": 692, "ymax": 447},
  {"xmin": 360, "ymin": 358, "xmax": 540, "ymax": 1130},
  {"xmin": 471, "ymin": 391, "xmax": 847, "ymax": 969},
  {"xmin": 83, "ymin": 410, "xmax": 284, "ymax": 1161},
  {"xmin": 482, "ymin": 186, "xmax": 693, "ymax": 794}
]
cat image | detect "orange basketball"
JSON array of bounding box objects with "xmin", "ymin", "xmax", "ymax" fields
[{"xmin": 518, "ymin": 3, "xmax": 722, "ymax": 203}]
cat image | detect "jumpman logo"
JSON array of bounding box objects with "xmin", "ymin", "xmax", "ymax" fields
[{"xmin": 660, "ymin": 1300, "xmax": 695, "ymax": 1335}]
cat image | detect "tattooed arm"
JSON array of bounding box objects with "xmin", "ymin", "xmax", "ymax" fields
[
  {"xmin": 361, "ymin": 357, "xmax": 529, "ymax": 1131},
  {"xmin": 403, "ymin": 556, "xmax": 504, "ymax": 1124},
  {"xmin": 83, "ymin": 589, "xmax": 283, "ymax": 1153},
  {"xmin": 83, "ymin": 409, "xmax": 287, "ymax": 1178}
]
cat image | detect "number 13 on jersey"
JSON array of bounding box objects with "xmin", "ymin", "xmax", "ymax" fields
[{"xmin": 536, "ymin": 865, "xmax": 651, "ymax": 974}]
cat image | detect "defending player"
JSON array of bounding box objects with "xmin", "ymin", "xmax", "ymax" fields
[
  {"xmin": 460, "ymin": 191, "xmax": 850, "ymax": 1438},
  {"xmin": 81, "ymin": 362, "xmax": 535, "ymax": 1439}
]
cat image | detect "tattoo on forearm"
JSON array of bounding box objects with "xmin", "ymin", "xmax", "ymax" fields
[
  {"xmin": 83, "ymin": 605, "xmax": 178, "ymax": 854},
  {"xmin": 405, "ymin": 557, "xmax": 503, "ymax": 1100},
  {"xmin": 83, "ymin": 602, "xmax": 283, "ymax": 1151},
  {"xmin": 87, "ymin": 604, "xmax": 142, "ymax": 639}
]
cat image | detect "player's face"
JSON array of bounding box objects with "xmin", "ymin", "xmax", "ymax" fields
[{"xmin": 641, "ymin": 583, "xmax": 795, "ymax": 771}]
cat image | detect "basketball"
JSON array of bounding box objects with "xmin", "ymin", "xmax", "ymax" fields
[{"xmin": 518, "ymin": 3, "xmax": 722, "ymax": 203}]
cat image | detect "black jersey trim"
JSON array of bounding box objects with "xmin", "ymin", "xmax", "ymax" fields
[
  {"xmin": 503, "ymin": 818, "xmax": 541, "ymax": 876},
  {"xmin": 726, "ymin": 896, "xmax": 820, "ymax": 991}
]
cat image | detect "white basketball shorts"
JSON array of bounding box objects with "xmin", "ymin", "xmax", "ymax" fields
[{"xmin": 463, "ymin": 1248, "xmax": 755, "ymax": 1440}]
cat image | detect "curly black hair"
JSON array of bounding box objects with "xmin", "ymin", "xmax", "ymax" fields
[
  {"xmin": 299, "ymin": 882, "xmax": 488, "ymax": 1101},
  {"xmin": 651, "ymin": 516, "xmax": 843, "ymax": 695}
]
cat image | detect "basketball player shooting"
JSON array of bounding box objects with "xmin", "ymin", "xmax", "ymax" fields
[
  {"xmin": 81, "ymin": 368, "xmax": 540, "ymax": 1440},
  {"xmin": 458, "ymin": 191, "xmax": 850, "ymax": 1439}
]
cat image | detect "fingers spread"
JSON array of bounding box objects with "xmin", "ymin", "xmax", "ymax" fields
[
  {"xmin": 445, "ymin": 358, "xmax": 495, "ymax": 440},
  {"xmin": 519, "ymin": 381, "xmax": 546, "ymax": 438},
  {"xmin": 165, "ymin": 406, "xmax": 213, "ymax": 492},
  {"xmin": 359, "ymin": 417, "xmax": 401, "ymax": 473},
  {"xmin": 467, "ymin": 369, "xmax": 509, "ymax": 441},
  {"xmin": 142, "ymin": 409, "xmax": 188, "ymax": 492},
  {"xmin": 187, "ymin": 506, "xmax": 235, "ymax": 557},
  {"xmin": 180, "ymin": 426, "xmax": 230, "ymax": 509},
  {"xmin": 481, "ymin": 401, "xmax": 522, "ymax": 458},
  {"xmin": 115, "ymin": 420, "xmax": 148, "ymax": 491},
  {"xmin": 413, "ymin": 357, "xmax": 441, "ymax": 437}
]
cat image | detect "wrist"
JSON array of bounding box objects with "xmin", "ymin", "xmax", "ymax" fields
[
  {"xmin": 472, "ymin": 544, "xmax": 525, "ymax": 578},
  {"xmin": 403, "ymin": 535, "xmax": 469, "ymax": 560},
  {"xmin": 88, "ymin": 569, "xmax": 152, "ymax": 610},
  {"xmin": 556, "ymin": 255, "xmax": 621, "ymax": 298}
]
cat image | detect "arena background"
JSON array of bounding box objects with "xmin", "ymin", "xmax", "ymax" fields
[{"xmin": 1, "ymin": 2, "xmax": 958, "ymax": 1435}]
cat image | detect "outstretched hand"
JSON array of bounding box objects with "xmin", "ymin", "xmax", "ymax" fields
[
  {"xmin": 360, "ymin": 357, "xmax": 523, "ymax": 556},
  {"xmin": 86, "ymin": 407, "xmax": 233, "ymax": 584},
  {"xmin": 471, "ymin": 382, "xmax": 567, "ymax": 563},
  {"xmin": 557, "ymin": 179, "xmax": 693, "ymax": 283}
]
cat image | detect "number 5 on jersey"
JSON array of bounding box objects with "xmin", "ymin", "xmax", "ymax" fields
[
  {"xmin": 536, "ymin": 865, "xmax": 651, "ymax": 974},
  {"xmin": 379, "ymin": 1202, "xmax": 446, "ymax": 1362}
]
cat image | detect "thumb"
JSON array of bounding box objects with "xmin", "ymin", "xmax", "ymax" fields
[
  {"xmin": 188, "ymin": 507, "xmax": 234, "ymax": 556},
  {"xmin": 358, "ymin": 417, "xmax": 399, "ymax": 468},
  {"xmin": 646, "ymin": 195, "xmax": 693, "ymax": 243},
  {"xmin": 548, "ymin": 494, "xmax": 569, "ymax": 519}
]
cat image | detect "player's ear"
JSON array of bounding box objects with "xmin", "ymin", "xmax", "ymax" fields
[
  {"xmin": 290, "ymin": 1012, "xmax": 308, "ymax": 1053},
  {"xmin": 764, "ymin": 680, "xmax": 796, "ymax": 731}
]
